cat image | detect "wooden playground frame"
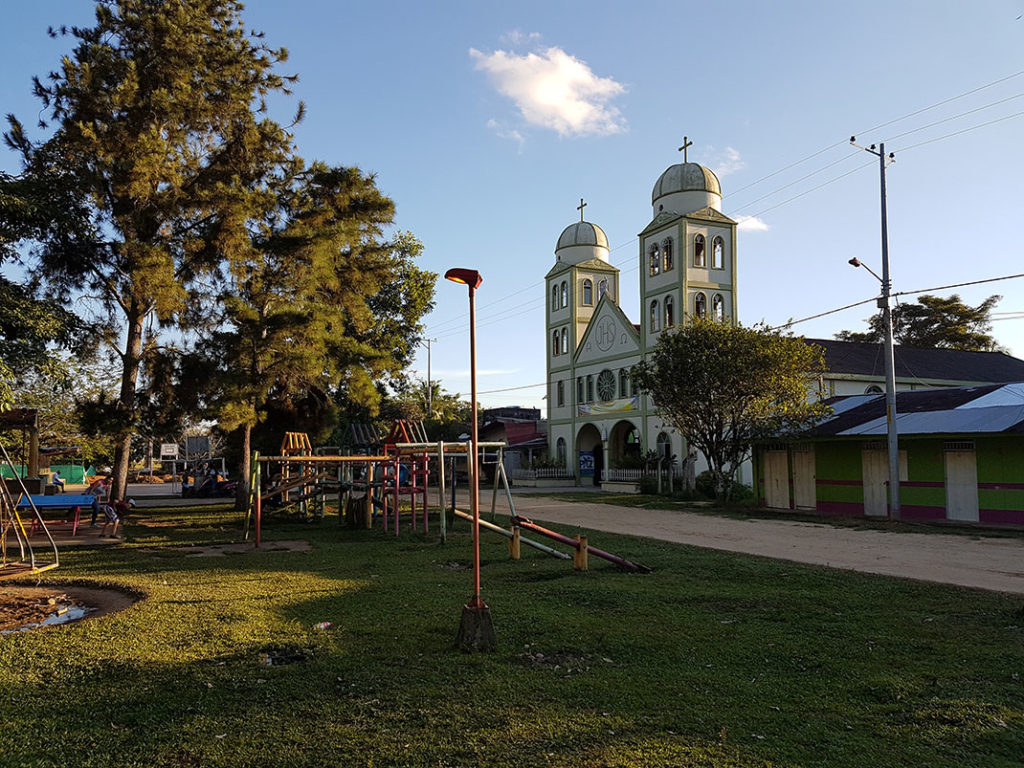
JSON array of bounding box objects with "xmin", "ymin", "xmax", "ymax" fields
[{"xmin": 244, "ymin": 432, "xmax": 650, "ymax": 573}]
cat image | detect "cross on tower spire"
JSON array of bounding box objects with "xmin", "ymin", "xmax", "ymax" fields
[
  {"xmin": 577, "ymin": 198, "xmax": 587, "ymax": 221},
  {"xmin": 678, "ymin": 135, "xmax": 693, "ymax": 163}
]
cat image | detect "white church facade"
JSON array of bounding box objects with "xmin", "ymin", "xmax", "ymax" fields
[{"xmin": 545, "ymin": 156, "xmax": 738, "ymax": 485}]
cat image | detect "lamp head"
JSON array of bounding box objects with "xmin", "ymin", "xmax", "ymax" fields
[
  {"xmin": 444, "ymin": 268, "xmax": 483, "ymax": 289},
  {"xmin": 848, "ymin": 257, "xmax": 862, "ymax": 268}
]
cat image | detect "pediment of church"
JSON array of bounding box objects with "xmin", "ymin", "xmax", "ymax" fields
[
  {"xmin": 545, "ymin": 257, "xmax": 618, "ymax": 279},
  {"xmin": 684, "ymin": 206, "xmax": 737, "ymax": 225},
  {"xmin": 575, "ymin": 296, "xmax": 641, "ymax": 365},
  {"xmin": 639, "ymin": 206, "xmax": 736, "ymax": 237}
]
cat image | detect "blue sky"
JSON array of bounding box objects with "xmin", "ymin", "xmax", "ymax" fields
[{"xmin": 3, "ymin": 1, "xmax": 1023, "ymax": 414}]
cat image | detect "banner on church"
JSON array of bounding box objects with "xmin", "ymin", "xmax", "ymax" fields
[{"xmin": 577, "ymin": 396, "xmax": 639, "ymax": 417}]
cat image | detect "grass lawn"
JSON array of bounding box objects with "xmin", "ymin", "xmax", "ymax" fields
[{"xmin": 1, "ymin": 504, "xmax": 1022, "ymax": 767}]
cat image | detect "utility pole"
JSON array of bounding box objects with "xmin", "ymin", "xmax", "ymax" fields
[
  {"xmin": 421, "ymin": 337, "xmax": 438, "ymax": 417},
  {"xmin": 850, "ymin": 136, "xmax": 900, "ymax": 519}
]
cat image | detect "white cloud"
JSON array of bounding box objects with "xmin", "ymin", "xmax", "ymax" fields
[
  {"xmin": 737, "ymin": 215, "xmax": 769, "ymax": 232},
  {"xmin": 500, "ymin": 30, "xmax": 541, "ymax": 47},
  {"xmin": 486, "ymin": 118, "xmax": 525, "ymax": 149},
  {"xmin": 469, "ymin": 46, "xmax": 627, "ymax": 137},
  {"xmin": 713, "ymin": 147, "xmax": 745, "ymax": 177}
]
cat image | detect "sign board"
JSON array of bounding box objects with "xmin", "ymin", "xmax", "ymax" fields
[
  {"xmin": 185, "ymin": 436, "xmax": 211, "ymax": 458},
  {"xmin": 160, "ymin": 443, "xmax": 179, "ymax": 459},
  {"xmin": 579, "ymin": 451, "xmax": 595, "ymax": 477}
]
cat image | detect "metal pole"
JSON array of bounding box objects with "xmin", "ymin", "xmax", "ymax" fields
[
  {"xmin": 878, "ymin": 142, "xmax": 901, "ymax": 520},
  {"xmin": 468, "ymin": 284, "xmax": 483, "ymax": 608}
]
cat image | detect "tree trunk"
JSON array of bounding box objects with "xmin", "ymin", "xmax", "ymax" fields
[
  {"xmin": 111, "ymin": 308, "xmax": 145, "ymax": 501},
  {"xmin": 234, "ymin": 422, "xmax": 252, "ymax": 512}
]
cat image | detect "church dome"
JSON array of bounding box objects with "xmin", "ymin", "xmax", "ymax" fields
[
  {"xmin": 652, "ymin": 162, "xmax": 721, "ymax": 201},
  {"xmin": 554, "ymin": 220, "xmax": 610, "ymax": 265},
  {"xmin": 556, "ymin": 221, "xmax": 609, "ymax": 251},
  {"xmin": 651, "ymin": 162, "xmax": 723, "ymax": 216}
]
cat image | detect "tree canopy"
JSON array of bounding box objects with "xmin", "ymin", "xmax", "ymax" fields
[
  {"xmin": 633, "ymin": 320, "xmax": 829, "ymax": 501},
  {"xmin": 835, "ymin": 294, "xmax": 1004, "ymax": 351},
  {"xmin": 3, "ymin": 0, "xmax": 304, "ymax": 497}
]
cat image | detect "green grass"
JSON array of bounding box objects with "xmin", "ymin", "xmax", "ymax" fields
[{"xmin": 2, "ymin": 505, "xmax": 1022, "ymax": 767}]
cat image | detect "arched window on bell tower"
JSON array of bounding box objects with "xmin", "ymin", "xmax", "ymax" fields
[
  {"xmin": 551, "ymin": 284, "xmax": 559, "ymax": 310},
  {"xmin": 712, "ymin": 293, "xmax": 724, "ymax": 322},
  {"xmin": 552, "ymin": 330, "xmax": 559, "ymax": 355},
  {"xmin": 662, "ymin": 238, "xmax": 674, "ymax": 272},
  {"xmin": 560, "ymin": 281, "xmax": 567, "ymax": 307},
  {"xmin": 694, "ymin": 234, "xmax": 706, "ymax": 267},
  {"xmin": 664, "ymin": 296, "xmax": 675, "ymax": 328},
  {"xmin": 694, "ymin": 292, "xmax": 707, "ymax": 319},
  {"xmin": 582, "ymin": 279, "xmax": 593, "ymax": 305},
  {"xmin": 561, "ymin": 327, "xmax": 568, "ymax": 355},
  {"xmin": 711, "ymin": 236, "xmax": 724, "ymax": 269},
  {"xmin": 648, "ymin": 244, "xmax": 661, "ymax": 276},
  {"xmin": 649, "ymin": 300, "xmax": 661, "ymax": 332},
  {"xmin": 598, "ymin": 279, "xmax": 608, "ymax": 300}
]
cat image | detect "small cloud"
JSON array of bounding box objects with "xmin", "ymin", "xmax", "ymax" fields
[
  {"xmin": 486, "ymin": 118, "xmax": 525, "ymax": 149},
  {"xmin": 712, "ymin": 147, "xmax": 745, "ymax": 177},
  {"xmin": 470, "ymin": 46, "xmax": 627, "ymax": 137},
  {"xmin": 737, "ymin": 215, "xmax": 769, "ymax": 232},
  {"xmin": 500, "ymin": 30, "xmax": 541, "ymax": 47}
]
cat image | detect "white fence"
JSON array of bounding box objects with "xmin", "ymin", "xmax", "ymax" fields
[{"xmin": 508, "ymin": 467, "xmax": 575, "ymax": 481}]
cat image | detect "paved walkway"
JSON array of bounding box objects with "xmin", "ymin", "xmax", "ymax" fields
[{"xmin": 486, "ymin": 492, "xmax": 1024, "ymax": 596}]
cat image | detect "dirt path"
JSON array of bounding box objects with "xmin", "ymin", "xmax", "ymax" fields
[{"xmin": 487, "ymin": 492, "xmax": 1024, "ymax": 596}]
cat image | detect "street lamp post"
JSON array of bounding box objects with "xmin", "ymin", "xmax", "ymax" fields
[
  {"xmin": 445, "ymin": 267, "xmax": 496, "ymax": 652},
  {"xmin": 850, "ymin": 135, "xmax": 900, "ymax": 519}
]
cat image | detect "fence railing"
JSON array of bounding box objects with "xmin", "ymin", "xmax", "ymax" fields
[
  {"xmin": 509, "ymin": 467, "xmax": 574, "ymax": 481},
  {"xmin": 602, "ymin": 466, "xmax": 683, "ymax": 483}
]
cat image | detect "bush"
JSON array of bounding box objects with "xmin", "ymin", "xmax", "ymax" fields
[{"xmin": 695, "ymin": 470, "xmax": 753, "ymax": 503}]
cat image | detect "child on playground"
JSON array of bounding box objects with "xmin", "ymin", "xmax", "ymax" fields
[
  {"xmin": 86, "ymin": 476, "xmax": 110, "ymax": 527},
  {"xmin": 101, "ymin": 497, "xmax": 133, "ymax": 539}
]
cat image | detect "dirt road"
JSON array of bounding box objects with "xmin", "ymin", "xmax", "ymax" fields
[{"xmin": 487, "ymin": 492, "xmax": 1024, "ymax": 596}]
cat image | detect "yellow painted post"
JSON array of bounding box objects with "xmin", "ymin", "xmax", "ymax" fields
[
  {"xmin": 509, "ymin": 526, "xmax": 521, "ymax": 560},
  {"xmin": 574, "ymin": 534, "xmax": 589, "ymax": 571}
]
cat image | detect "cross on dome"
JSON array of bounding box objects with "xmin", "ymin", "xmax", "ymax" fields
[
  {"xmin": 577, "ymin": 198, "xmax": 587, "ymax": 221},
  {"xmin": 678, "ymin": 135, "xmax": 693, "ymax": 163}
]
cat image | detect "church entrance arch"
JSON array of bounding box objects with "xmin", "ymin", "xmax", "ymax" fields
[
  {"xmin": 608, "ymin": 420, "xmax": 641, "ymax": 468},
  {"xmin": 576, "ymin": 423, "xmax": 603, "ymax": 486}
]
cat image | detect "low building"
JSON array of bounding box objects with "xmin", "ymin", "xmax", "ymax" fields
[{"xmin": 755, "ymin": 383, "xmax": 1024, "ymax": 526}]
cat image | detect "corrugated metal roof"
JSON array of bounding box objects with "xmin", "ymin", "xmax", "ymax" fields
[{"xmin": 812, "ymin": 383, "xmax": 1024, "ymax": 437}]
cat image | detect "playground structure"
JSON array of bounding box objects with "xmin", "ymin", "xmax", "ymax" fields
[
  {"xmin": 245, "ymin": 424, "xmax": 651, "ymax": 573},
  {"xmin": 0, "ymin": 441, "xmax": 59, "ymax": 580}
]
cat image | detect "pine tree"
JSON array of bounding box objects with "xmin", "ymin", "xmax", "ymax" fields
[
  {"xmin": 208, "ymin": 163, "xmax": 435, "ymax": 506},
  {"xmin": 4, "ymin": 0, "xmax": 301, "ymax": 498}
]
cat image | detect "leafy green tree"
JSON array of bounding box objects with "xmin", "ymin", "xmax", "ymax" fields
[
  {"xmin": 380, "ymin": 378, "xmax": 473, "ymax": 442},
  {"xmin": 835, "ymin": 294, "xmax": 1004, "ymax": 351},
  {"xmin": 634, "ymin": 320, "xmax": 829, "ymax": 502},
  {"xmin": 206, "ymin": 164, "xmax": 436, "ymax": 505},
  {"xmin": 3, "ymin": 0, "xmax": 301, "ymax": 498}
]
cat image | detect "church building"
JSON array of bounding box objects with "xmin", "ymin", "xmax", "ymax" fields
[{"xmin": 545, "ymin": 150, "xmax": 737, "ymax": 484}]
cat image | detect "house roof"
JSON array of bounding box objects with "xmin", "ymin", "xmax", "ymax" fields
[
  {"xmin": 807, "ymin": 338, "xmax": 1024, "ymax": 383},
  {"xmin": 808, "ymin": 382, "xmax": 1024, "ymax": 438}
]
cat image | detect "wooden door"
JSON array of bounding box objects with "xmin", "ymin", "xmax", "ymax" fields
[
  {"xmin": 792, "ymin": 446, "xmax": 816, "ymax": 510},
  {"xmin": 945, "ymin": 448, "xmax": 979, "ymax": 522},
  {"xmin": 861, "ymin": 449, "xmax": 888, "ymax": 517},
  {"xmin": 763, "ymin": 450, "xmax": 790, "ymax": 509}
]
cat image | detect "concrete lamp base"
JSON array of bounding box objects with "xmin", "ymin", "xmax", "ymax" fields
[{"xmin": 455, "ymin": 603, "xmax": 496, "ymax": 653}]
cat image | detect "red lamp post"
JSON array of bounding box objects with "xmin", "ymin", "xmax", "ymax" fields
[{"xmin": 445, "ymin": 267, "xmax": 496, "ymax": 652}]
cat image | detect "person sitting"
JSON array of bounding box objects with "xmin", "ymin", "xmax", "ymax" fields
[{"xmin": 50, "ymin": 470, "xmax": 65, "ymax": 493}]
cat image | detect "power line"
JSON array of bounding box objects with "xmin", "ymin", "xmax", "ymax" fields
[
  {"xmin": 771, "ymin": 272, "xmax": 1024, "ymax": 332},
  {"xmin": 477, "ymin": 382, "xmax": 546, "ymax": 395}
]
